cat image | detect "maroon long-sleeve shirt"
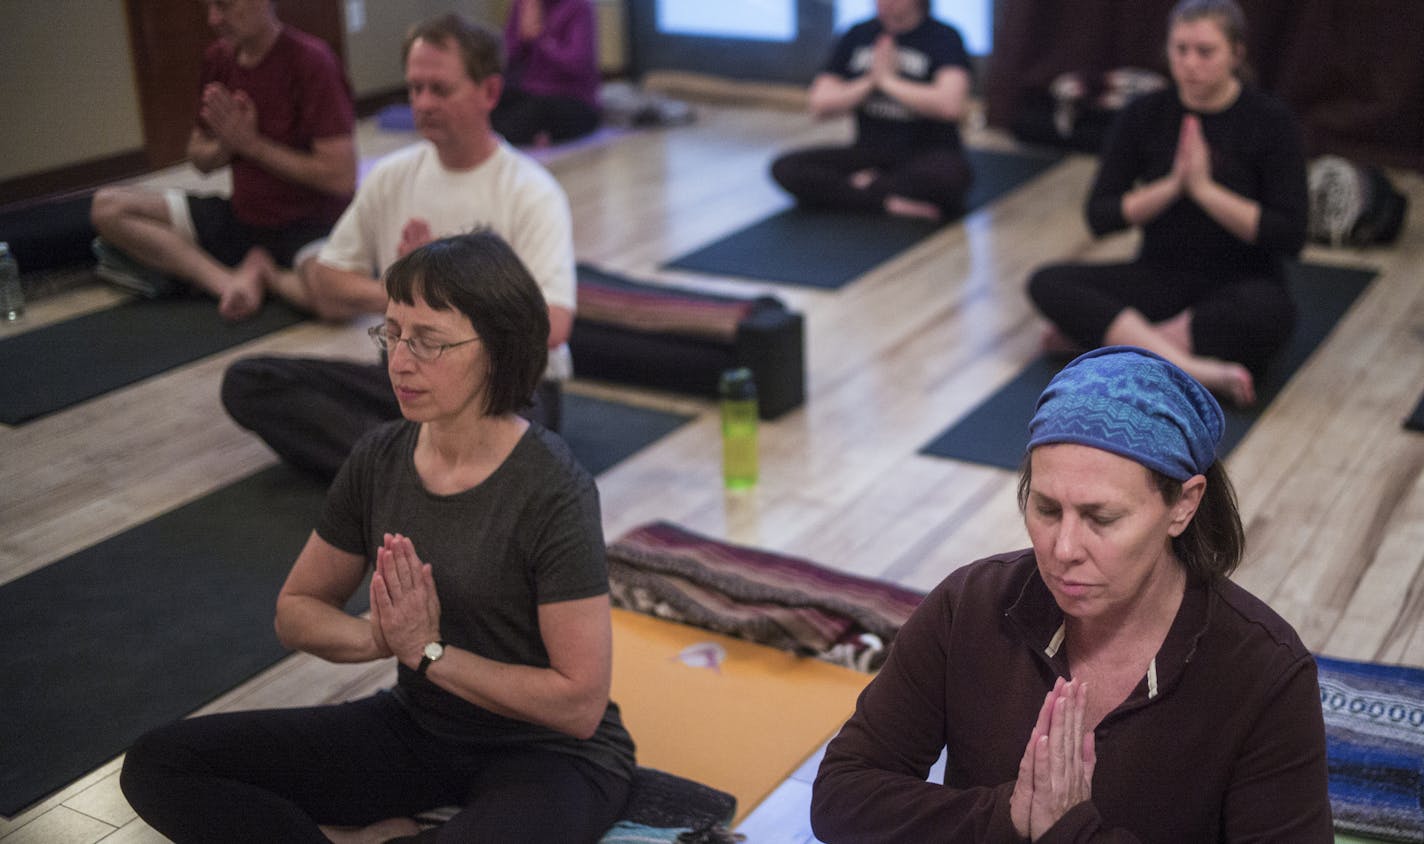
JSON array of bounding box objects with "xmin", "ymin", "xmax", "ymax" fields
[{"xmin": 812, "ymin": 549, "xmax": 1332, "ymax": 842}]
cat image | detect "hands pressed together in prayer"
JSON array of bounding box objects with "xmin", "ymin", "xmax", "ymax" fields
[
  {"xmin": 369, "ymin": 533, "xmax": 443, "ymax": 669},
  {"xmin": 1172, "ymin": 114, "xmax": 1214, "ymax": 200},
  {"xmin": 398, "ymin": 218, "xmax": 435, "ymax": 258},
  {"xmin": 869, "ymin": 34, "xmax": 900, "ymax": 86},
  {"xmin": 1010, "ymin": 678, "xmax": 1096, "ymax": 841},
  {"xmin": 517, "ymin": 0, "xmax": 545, "ymax": 42},
  {"xmin": 199, "ymin": 82, "xmax": 261, "ymax": 156}
]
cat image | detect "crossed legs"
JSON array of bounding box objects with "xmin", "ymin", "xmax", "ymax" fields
[
  {"xmin": 770, "ymin": 144, "xmax": 971, "ymax": 221},
  {"xmin": 1027, "ymin": 260, "xmax": 1295, "ymax": 406},
  {"xmin": 90, "ymin": 186, "xmax": 271, "ymax": 320}
]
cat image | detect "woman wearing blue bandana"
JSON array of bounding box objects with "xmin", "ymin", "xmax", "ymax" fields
[{"xmin": 812, "ymin": 347, "xmax": 1331, "ymax": 842}]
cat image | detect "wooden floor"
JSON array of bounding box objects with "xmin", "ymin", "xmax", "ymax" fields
[{"xmin": 3, "ymin": 98, "xmax": 1423, "ymax": 842}]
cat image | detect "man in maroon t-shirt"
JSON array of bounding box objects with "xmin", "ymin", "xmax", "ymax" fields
[{"xmin": 90, "ymin": 0, "xmax": 355, "ymax": 321}]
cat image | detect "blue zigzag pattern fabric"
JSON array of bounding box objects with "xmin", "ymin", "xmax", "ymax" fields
[
  {"xmin": 1317, "ymin": 654, "xmax": 1424, "ymax": 842},
  {"xmin": 1028, "ymin": 346, "xmax": 1223, "ymax": 480}
]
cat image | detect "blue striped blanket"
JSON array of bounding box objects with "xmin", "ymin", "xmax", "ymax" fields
[{"xmin": 1318, "ymin": 654, "xmax": 1424, "ymax": 842}]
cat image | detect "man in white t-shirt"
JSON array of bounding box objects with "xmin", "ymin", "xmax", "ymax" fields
[{"xmin": 222, "ymin": 13, "xmax": 575, "ymax": 478}]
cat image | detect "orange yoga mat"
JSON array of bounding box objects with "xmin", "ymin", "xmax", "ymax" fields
[{"xmin": 609, "ymin": 608, "xmax": 871, "ymax": 824}]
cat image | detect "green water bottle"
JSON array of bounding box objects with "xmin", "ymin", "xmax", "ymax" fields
[{"xmin": 719, "ymin": 367, "xmax": 758, "ymax": 490}]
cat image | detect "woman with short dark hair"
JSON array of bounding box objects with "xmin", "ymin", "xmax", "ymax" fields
[
  {"xmin": 121, "ymin": 231, "xmax": 635, "ymax": 843},
  {"xmin": 812, "ymin": 346, "xmax": 1331, "ymax": 841}
]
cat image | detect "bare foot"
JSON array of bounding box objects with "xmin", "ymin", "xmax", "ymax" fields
[
  {"xmin": 1189, "ymin": 358, "xmax": 1256, "ymax": 407},
  {"xmin": 1154, "ymin": 309, "xmax": 1194, "ymax": 354},
  {"xmin": 218, "ymin": 247, "xmax": 273, "ymax": 321},
  {"xmin": 884, "ymin": 194, "xmax": 942, "ymax": 221},
  {"xmin": 849, "ymin": 168, "xmax": 880, "ymax": 190},
  {"xmin": 320, "ymin": 816, "xmax": 422, "ymax": 844},
  {"xmin": 1040, "ymin": 325, "xmax": 1083, "ymax": 357}
]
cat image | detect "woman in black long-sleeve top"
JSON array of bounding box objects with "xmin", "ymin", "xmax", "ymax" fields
[{"xmin": 1027, "ymin": 0, "xmax": 1307, "ymax": 406}]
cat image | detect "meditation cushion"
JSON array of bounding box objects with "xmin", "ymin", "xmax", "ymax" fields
[
  {"xmin": 570, "ymin": 265, "xmax": 805, "ymax": 419},
  {"xmin": 418, "ymin": 766, "xmax": 736, "ymax": 841},
  {"xmin": 0, "ymin": 192, "xmax": 96, "ymax": 275}
]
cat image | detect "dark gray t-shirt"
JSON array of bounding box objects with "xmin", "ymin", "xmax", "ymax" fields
[{"xmin": 318, "ymin": 420, "xmax": 635, "ymax": 779}]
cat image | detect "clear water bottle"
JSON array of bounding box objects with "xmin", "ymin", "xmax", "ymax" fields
[
  {"xmin": 719, "ymin": 367, "xmax": 758, "ymax": 490},
  {"xmin": 0, "ymin": 242, "xmax": 22, "ymax": 321}
]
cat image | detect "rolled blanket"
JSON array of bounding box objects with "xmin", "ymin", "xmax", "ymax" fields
[{"xmin": 606, "ymin": 521, "xmax": 924, "ymax": 672}]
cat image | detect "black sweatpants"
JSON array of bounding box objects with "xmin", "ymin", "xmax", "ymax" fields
[
  {"xmin": 1027, "ymin": 259, "xmax": 1296, "ymax": 375},
  {"xmin": 492, "ymin": 88, "xmax": 601, "ymax": 146},
  {"xmin": 120, "ymin": 692, "xmax": 629, "ymax": 843},
  {"xmin": 769, "ymin": 143, "xmax": 973, "ymax": 215}
]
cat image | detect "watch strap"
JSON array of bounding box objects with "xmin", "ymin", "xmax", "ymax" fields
[{"xmin": 415, "ymin": 640, "xmax": 446, "ymax": 677}]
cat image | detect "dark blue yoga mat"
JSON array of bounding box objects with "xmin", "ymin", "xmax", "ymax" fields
[
  {"xmin": 919, "ymin": 262, "xmax": 1378, "ymax": 469},
  {"xmin": 663, "ymin": 147, "xmax": 1063, "ymax": 289},
  {"xmin": 0, "ymin": 297, "xmax": 309, "ymax": 425},
  {"xmin": 0, "ymin": 394, "xmax": 690, "ymax": 816}
]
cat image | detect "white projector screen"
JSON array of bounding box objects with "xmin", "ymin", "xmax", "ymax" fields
[{"xmin": 654, "ymin": 0, "xmax": 992, "ymax": 54}]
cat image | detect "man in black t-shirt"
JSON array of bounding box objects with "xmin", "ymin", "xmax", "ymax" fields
[{"xmin": 770, "ymin": 0, "xmax": 973, "ymax": 219}]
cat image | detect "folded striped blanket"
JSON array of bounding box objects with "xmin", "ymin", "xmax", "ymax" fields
[
  {"xmin": 606, "ymin": 521, "xmax": 925, "ymax": 672},
  {"xmin": 577, "ymin": 272, "xmax": 757, "ymax": 342}
]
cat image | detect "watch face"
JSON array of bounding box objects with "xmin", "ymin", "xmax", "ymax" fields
[{"xmin": 423, "ymin": 641, "xmax": 444, "ymax": 660}]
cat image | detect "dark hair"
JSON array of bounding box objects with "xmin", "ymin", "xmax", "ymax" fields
[
  {"xmin": 383, "ymin": 231, "xmax": 549, "ymax": 417},
  {"xmin": 1017, "ymin": 456, "xmax": 1245, "ymax": 582},
  {"xmin": 1169, "ymin": 0, "xmax": 1247, "ymax": 48},
  {"xmin": 1168, "ymin": 0, "xmax": 1253, "ymax": 84},
  {"xmin": 402, "ymin": 12, "xmax": 503, "ymax": 82}
]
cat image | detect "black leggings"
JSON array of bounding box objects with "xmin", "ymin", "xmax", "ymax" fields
[
  {"xmin": 120, "ymin": 692, "xmax": 629, "ymax": 844},
  {"xmin": 492, "ymin": 88, "xmax": 601, "ymax": 145},
  {"xmin": 769, "ymin": 143, "xmax": 973, "ymax": 215},
  {"xmin": 220, "ymin": 356, "xmax": 562, "ymax": 480},
  {"xmin": 1026, "ymin": 259, "xmax": 1296, "ymax": 375}
]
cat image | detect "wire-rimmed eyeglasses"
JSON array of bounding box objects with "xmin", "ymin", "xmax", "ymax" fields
[{"xmin": 368, "ymin": 326, "xmax": 479, "ymax": 362}]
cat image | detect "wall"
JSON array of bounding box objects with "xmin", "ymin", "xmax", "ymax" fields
[
  {"xmin": 0, "ymin": 0, "xmax": 145, "ymax": 183},
  {"xmin": 0, "ymin": 0, "xmax": 502, "ymax": 188},
  {"xmin": 344, "ymin": 0, "xmax": 498, "ymax": 96}
]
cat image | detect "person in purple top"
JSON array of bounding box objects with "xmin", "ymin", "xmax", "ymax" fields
[{"xmin": 492, "ymin": 0, "xmax": 601, "ymax": 146}]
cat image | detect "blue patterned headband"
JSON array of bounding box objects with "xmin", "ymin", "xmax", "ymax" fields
[{"xmin": 1026, "ymin": 346, "xmax": 1224, "ymax": 481}]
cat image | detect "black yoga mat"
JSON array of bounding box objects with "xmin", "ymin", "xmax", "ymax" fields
[
  {"xmin": 1405, "ymin": 389, "xmax": 1424, "ymax": 433},
  {"xmin": 919, "ymin": 262, "xmax": 1378, "ymax": 470},
  {"xmin": 0, "ymin": 297, "xmax": 308, "ymax": 425},
  {"xmin": 663, "ymin": 147, "xmax": 1063, "ymax": 289},
  {"xmin": 0, "ymin": 394, "xmax": 690, "ymax": 816},
  {"xmin": 560, "ymin": 391, "xmax": 693, "ymax": 476}
]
